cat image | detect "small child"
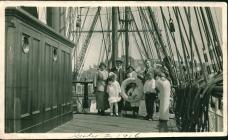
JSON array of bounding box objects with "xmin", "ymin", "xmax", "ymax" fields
[
  {"xmin": 127, "ymin": 82, "xmax": 142, "ymax": 118},
  {"xmin": 107, "ymin": 72, "xmax": 121, "ymax": 116}
]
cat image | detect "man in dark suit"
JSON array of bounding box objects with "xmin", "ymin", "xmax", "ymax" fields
[
  {"xmin": 111, "ymin": 59, "xmax": 126, "ymax": 84},
  {"xmin": 110, "ymin": 59, "xmax": 126, "ymax": 116},
  {"xmin": 138, "ymin": 59, "xmax": 155, "ymax": 84}
]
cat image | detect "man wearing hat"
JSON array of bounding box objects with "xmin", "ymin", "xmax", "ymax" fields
[{"xmin": 110, "ymin": 59, "xmax": 126, "ymax": 116}]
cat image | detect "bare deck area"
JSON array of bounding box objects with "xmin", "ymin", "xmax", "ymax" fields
[{"xmin": 49, "ymin": 113, "xmax": 178, "ymax": 133}]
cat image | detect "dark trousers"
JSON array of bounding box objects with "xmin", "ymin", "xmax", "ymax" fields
[
  {"xmin": 145, "ymin": 93, "xmax": 156, "ymax": 118},
  {"xmin": 132, "ymin": 106, "xmax": 139, "ymax": 116},
  {"xmin": 118, "ymin": 98, "xmax": 123, "ymax": 113}
]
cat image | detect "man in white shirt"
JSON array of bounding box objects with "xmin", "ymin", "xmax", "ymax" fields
[{"xmin": 143, "ymin": 72, "xmax": 156, "ymax": 121}]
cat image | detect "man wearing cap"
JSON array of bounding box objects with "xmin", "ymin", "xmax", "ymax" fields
[
  {"xmin": 110, "ymin": 59, "xmax": 126, "ymax": 116},
  {"xmin": 138, "ymin": 59, "xmax": 155, "ymax": 84}
]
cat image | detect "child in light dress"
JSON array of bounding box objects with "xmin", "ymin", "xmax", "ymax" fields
[
  {"xmin": 106, "ymin": 72, "xmax": 121, "ymax": 116},
  {"xmin": 127, "ymin": 82, "xmax": 143, "ymax": 118}
]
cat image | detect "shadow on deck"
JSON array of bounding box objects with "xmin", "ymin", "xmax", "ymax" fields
[{"xmin": 49, "ymin": 113, "xmax": 178, "ymax": 133}]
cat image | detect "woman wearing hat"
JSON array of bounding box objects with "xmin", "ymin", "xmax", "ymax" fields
[
  {"xmin": 94, "ymin": 62, "xmax": 109, "ymax": 115},
  {"xmin": 126, "ymin": 65, "xmax": 138, "ymax": 79}
]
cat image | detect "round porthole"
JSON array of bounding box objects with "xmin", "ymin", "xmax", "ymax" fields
[
  {"xmin": 53, "ymin": 48, "xmax": 58, "ymax": 61},
  {"xmin": 22, "ymin": 35, "xmax": 30, "ymax": 54}
]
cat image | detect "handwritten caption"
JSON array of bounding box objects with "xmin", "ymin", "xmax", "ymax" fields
[{"xmin": 73, "ymin": 132, "xmax": 141, "ymax": 139}]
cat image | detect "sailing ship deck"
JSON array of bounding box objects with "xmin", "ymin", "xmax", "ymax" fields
[{"xmin": 49, "ymin": 113, "xmax": 178, "ymax": 133}]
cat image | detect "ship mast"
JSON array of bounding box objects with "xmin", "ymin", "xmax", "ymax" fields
[
  {"xmin": 125, "ymin": 7, "xmax": 130, "ymax": 69},
  {"xmin": 111, "ymin": 7, "xmax": 118, "ymax": 68}
]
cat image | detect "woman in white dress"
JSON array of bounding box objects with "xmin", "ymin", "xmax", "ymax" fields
[{"xmin": 156, "ymin": 72, "xmax": 171, "ymax": 131}]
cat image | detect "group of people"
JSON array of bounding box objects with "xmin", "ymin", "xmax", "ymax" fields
[{"xmin": 93, "ymin": 59, "xmax": 172, "ymax": 131}]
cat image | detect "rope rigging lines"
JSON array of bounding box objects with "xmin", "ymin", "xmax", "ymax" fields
[{"xmin": 75, "ymin": 7, "xmax": 101, "ymax": 78}]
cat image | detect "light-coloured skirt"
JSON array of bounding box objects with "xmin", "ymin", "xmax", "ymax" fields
[{"xmin": 159, "ymin": 91, "xmax": 170, "ymax": 120}]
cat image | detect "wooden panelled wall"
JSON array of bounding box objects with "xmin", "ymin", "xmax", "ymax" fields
[{"xmin": 5, "ymin": 8, "xmax": 74, "ymax": 132}]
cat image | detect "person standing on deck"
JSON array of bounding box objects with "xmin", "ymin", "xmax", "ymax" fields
[
  {"xmin": 156, "ymin": 71, "xmax": 171, "ymax": 132},
  {"xmin": 138, "ymin": 59, "xmax": 156, "ymax": 120},
  {"xmin": 143, "ymin": 72, "xmax": 157, "ymax": 121},
  {"xmin": 110, "ymin": 59, "xmax": 126, "ymax": 116},
  {"xmin": 94, "ymin": 62, "xmax": 109, "ymax": 115},
  {"xmin": 106, "ymin": 72, "xmax": 121, "ymax": 116}
]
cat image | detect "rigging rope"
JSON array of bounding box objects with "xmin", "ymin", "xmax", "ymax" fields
[
  {"xmin": 212, "ymin": 8, "xmax": 222, "ymax": 44},
  {"xmin": 72, "ymin": 8, "xmax": 90, "ymax": 60},
  {"xmin": 130, "ymin": 22, "xmax": 146, "ymax": 63},
  {"xmin": 178, "ymin": 7, "xmax": 208, "ymax": 82},
  {"xmin": 72, "ymin": 8, "xmax": 90, "ymax": 79},
  {"xmin": 98, "ymin": 13, "xmax": 109, "ymax": 64},
  {"xmin": 205, "ymin": 7, "xmax": 223, "ymax": 67},
  {"xmin": 197, "ymin": 7, "xmax": 213, "ymax": 74},
  {"xmin": 194, "ymin": 7, "xmax": 209, "ymax": 74},
  {"xmin": 147, "ymin": 7, "xmax": 178, "ymax": 85},
  {"xmin": 199, "ymin": 8, "xmax": 221, "ymax": 71},
  {"xmin": 160, "ymin": 7, "xmax": 180, "ymax": 82},
  {"xmin": 138, "ymin": 7, "xmax": 155, "ymax": 59},
  {"xmin": 175, "ymin": 8, "xmax": 191, "ymax": 60},
  {"xmin": 77, "ymin": 7, "xmax": 101, "ymax": 77},
  {"xmin": 160, "ymin": 7, "xmax": 186, "ymax": 82},
  {"xmin": 141, "ymin": 7, "xmax": 163, "ymax": 61},
  {"xmin": 173, "ymin": 7, "xmax": 191, "ymax": 81},
  {"xmin": 188, "ymin": 7, "xmax": 194, "ymax": 80},
  {"xmin": 159, "ymin": 7, "xmax": 175, "ymax": 64},
  {"xmin": 129, "ymin": 8, "xmax": 150, "ymax": 59}
]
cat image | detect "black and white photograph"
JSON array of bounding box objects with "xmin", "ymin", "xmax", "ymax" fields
[{"xmin": 0, "ymin": 1, "xmax": 227, "ymax": 139}]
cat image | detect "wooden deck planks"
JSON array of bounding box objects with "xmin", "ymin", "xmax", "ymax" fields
[{"xmin": 49, "ymin": 114, "xmax": 178, "ymax": 133}]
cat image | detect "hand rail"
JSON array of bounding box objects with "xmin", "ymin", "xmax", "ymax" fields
[{"xmin": 72, "ymin": 81, "xmax": 94, "ymax": 113}]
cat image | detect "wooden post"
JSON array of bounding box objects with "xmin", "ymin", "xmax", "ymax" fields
[
  {"xmin": 112, "ymin": 7, "xmax": 118, "ymax": 68},
  {"xmin": 83, "ymin": 82, "xmax": 89, "ymax": 110},
  {"xmin": 125, "ymin": 7, "xmax": 130, "ymax": 69}
]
